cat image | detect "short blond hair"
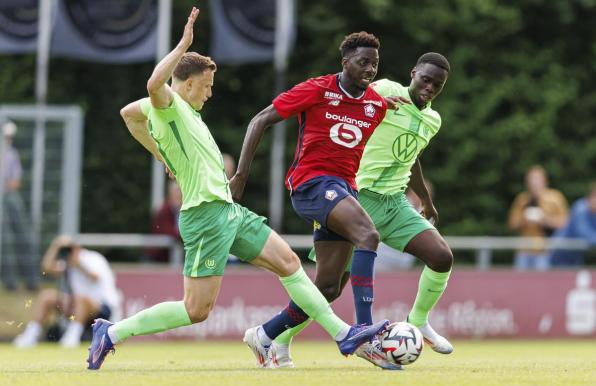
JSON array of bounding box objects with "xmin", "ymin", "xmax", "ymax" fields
[{"xmin": 173, "ymin": 52, "xmax": 216, "ymax": 81}]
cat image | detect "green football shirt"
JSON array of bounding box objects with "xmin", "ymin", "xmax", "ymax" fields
[
  {"xmin": 357, "ymin": 79, "xmax": 442, "ymax": 195},
  {"xmin": 140, "ymin": 93, "xmax": 232, "ymax": 210}
]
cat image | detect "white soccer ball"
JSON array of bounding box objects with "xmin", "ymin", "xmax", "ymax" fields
[{"xmin": 380, "ymin": 321, "xmax": 424, "ymax": 365}]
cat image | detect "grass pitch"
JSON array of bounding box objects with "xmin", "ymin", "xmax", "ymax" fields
[{"xmin": 0, "ymin": 340, "xmax": 594, "ymax": 386}]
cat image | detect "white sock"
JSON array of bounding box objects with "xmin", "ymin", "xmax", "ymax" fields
[
  {"xmin": 20, "ymin": 321, "xmax": 41, "ymax": 342},
  {"xmin": 256, "ymin": 326, "xmax": 273, "ymax": 347},
  {"xmin": 107, "ymin": 325, "xmax": 120, "ymax": 344},
  {"xmin": 63, "ymin": 322, "xmax": 84, "ymax": 340},
  {"xmin": 23, "ymin": 321, "xmax": 42, "ymax": 339},
  {"xmin": 275, "ymin": 342, "xmax": 290, "ymax": 357},
  {"xmin": 334, "ymin": 326, "xmax": 350, "ymax": 341}
]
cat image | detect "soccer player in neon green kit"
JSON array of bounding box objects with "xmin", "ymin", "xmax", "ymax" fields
[
  {"xmin": 268, "ymin": 53, "xmax": 454, "ymax": 368},
  {"xmin": 85, "ymin": 7, "xmax": 389, "ymax": 370}
]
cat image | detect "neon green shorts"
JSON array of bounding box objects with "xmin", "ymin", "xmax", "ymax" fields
[
  {"xmin": 179, "ymin": 201, "xmax": 271, "ymax": 277},
  {"xmin": 359, "ymin": 188, "xmax": 435, "ymax": 252},
  {"xmin": 307, "ymin": 189, "xmax": 434, "ymax": 268}
]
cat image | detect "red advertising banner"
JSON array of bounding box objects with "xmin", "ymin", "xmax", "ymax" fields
[{"xmin": 115, "ymin": 267, "xmax": 596, "ymax": 340}]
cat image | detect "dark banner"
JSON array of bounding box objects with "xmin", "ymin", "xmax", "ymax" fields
[
  {"xmin": 0, "ymin": 0, "xmax": 40, "ymax": 54},
  {"xmin": 51, "ymin": 0, "xmax": 157, "ymax": 63},
  {"xmin": 210, "ymin": 0, "xmax": 296, "ymax": 64},
  {"xmin": 0, "ymin": 0, "xmax": 157, "ymax": 63},
  {"xmin": 115, "ymin": 268, "xmax": 596, "ymax": 340}
]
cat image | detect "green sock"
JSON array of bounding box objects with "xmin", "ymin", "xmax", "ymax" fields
[
  {"xmin": 113, "ymin": 301, "xmax": 191, "ymax": 342},
  {"xmin": 408, "ymin": 266, "xmax": 451, "ymax": 327},
  {"xmin": 279, "ymin": 267, "xmax": 347, "ymax": 339},
  {"xmin": 275, "ymin": 319, "xmax": 312, "ymax": 345}
]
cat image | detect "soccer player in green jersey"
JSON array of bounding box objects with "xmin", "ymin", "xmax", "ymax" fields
[
  {"xmin": 85, "ymin": 7, "xmax": 389, "ymax": 370},
  {"xmin": 268, "ymin": 53, "xmax": 454, "ymax": 368}
]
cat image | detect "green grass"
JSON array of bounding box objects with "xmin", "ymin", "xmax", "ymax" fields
[{"xmin": 0, "ymin": 340, "xmax": 595, "ymax": 386}]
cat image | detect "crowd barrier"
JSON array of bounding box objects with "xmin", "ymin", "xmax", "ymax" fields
[{"xmin": 74, "ymin": 233, "xmax": 592, "ymax": 269}]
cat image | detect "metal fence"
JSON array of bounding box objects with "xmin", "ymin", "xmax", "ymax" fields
[{"xmin": 72, "ymin": 233, "xmax": 592, "ymax": 269}]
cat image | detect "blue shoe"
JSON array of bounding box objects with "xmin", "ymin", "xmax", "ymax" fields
[
  {"xmin": 337, "ymin": 319, "xmax": 390, "ymax": 356},
  {"xmin": 86, "ymin": 319, "xmax": 115, "ymax": 370}
]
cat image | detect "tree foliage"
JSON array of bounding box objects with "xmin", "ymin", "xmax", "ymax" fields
[{"xmin": 0, "ymin": 0, "xmax": 594, "ymax": 238}]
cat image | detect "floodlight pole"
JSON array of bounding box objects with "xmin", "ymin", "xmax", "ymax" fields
[
  {"xmin": 269, "ymin": 0, "xmax": 294, "ymax": 231},
  {"xmin": 150, "ymin": 0, "xmax": 172, "ymax": 213},
  {"xmin": 31, "ymin": 0, "xmax": 53, "ymax": 250}
]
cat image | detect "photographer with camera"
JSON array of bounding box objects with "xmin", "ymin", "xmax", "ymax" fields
[{"xmin": 13, "ymin": 235, "xmax": 119, "ymax": 348}]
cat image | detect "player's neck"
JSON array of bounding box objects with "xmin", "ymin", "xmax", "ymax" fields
[
  {"xmin": 338, "ymin": 73, "xmax": 365, "ymax": 99},
  {"xmin": 408, "ymin": 87, "xmax": 427, "ymax": 110}
]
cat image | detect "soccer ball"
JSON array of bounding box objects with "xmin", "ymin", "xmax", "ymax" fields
[{"xmin": 380, "ymin": 321, "xmax": 424, "ymax": 365}]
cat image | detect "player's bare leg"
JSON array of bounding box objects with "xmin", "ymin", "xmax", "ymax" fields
[
  {"xmin": 268, "ymin": 244, "xmax": 351, "ymax": 368},
  {"xmin": 13, "ymin": 289, "xmax": 61, "ymax": 348},
  {"xmin": 313, "ymin": 241, "xmax": 353, "ymax": 302},
  {"xmin": 246, "ymin": 231, "xmax": 389, "ymax": 368},
  {"xmin": 318, "ymin": 202, "xmax": 399, "ymax": 370},
  {"xmin": 61, "ymin": 295, "xmax": 101, "ymax": 348},
  {"xmin": 87, "ymin": 275, "xmax": 221, "ymax": 370}
]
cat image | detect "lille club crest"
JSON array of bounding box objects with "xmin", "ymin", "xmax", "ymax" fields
[
  {"xmin": 325, "ymin": 190, "xmax": 338, "ymax": 201},
  {"xmin": 364, "ymin": 104, "xmax": 375, "ymax": 118}
]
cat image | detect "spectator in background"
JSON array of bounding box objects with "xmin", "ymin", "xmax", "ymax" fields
[
  {"xmin": 375, "ymin": 180, "xmax": 434, "ymax": 271},
  {"xmin": 0, "ymin": 121, "xmax": 38, "ymax": 291},
  {"xmin": 508, "ymin": 165, "xmax": 569, "ymax": 270},
  {"xmin": 13, "ymin": 235, "xmax": 119, "ymax": 348},
  {"xmin": 145, "ymin": 181, "xmax": 183, "ymax": 263},
  {"xmin": 550, "ymin": 182, "xmax": 596, "ymax": 267}
]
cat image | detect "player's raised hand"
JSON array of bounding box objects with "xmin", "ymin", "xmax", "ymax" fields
[
  {"xmin": 178, "ymin": 7, "xmax": 200, "ymax": 50},
  {"xmin": 384, "ymin": 95, "xmax": 411, "ymax": 110}
]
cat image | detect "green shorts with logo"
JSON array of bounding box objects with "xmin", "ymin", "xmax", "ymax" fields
[
  {"xmin": 179, "ymin": 200, "xmax": 272, "ymax": 277},
  {"xmin": 359, "ymin": 188, "xmax": 435, "ymax": 252},
  {"xmin": 307, "ymin": 188, "xmax": 435, "ymax": 267}
]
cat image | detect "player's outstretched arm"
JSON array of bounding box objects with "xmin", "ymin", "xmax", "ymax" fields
[
  {"xmin": 146, "ymin": 7, "xmax": 199, "ymax": 109},
  {"xmin": 40, "ymin": 235, "xmax": 71, "ymax": 276},
  {"xmin": 229, "ymin": 104, "xmax": 284, "ymax": 201},
  {"xmin": 120, "ymin": 100, "xmax": 162, "ymax": 162},
  {"xmin": 408, "ymin": 157, "xmax": 439, "ymax": 225},
  {"xmin": 384, "ymin": 95, "xmax": 411, "ymax": 110}
]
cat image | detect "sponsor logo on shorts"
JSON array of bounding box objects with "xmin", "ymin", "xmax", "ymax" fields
[
  {"xmin": 205, "ymin": 259, "xmax": 216, "ymax": 269},
  {"xmin": 364, "ymin": 104, "xmax": 376, "ymax": 118},
  {"xmin": 325, "ymin": 190, "xmax": 338, "ymax": 201}
]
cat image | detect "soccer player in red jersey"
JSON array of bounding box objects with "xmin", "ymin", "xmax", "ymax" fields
[{"xmin": 231, "ymin": 32, "xmax": 403, "ymax": 369}]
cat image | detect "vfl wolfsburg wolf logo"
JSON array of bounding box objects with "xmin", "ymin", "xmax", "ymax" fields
[
  {"xmin": 392, "ymin": 133, "xmax": 418, "ymax": 163},
  {"xmin": 205, "ymin": 259, "xmax": 216, "ymax": 269}
]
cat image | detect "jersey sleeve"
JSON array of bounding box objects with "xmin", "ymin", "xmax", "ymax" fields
[
  {"xmin": 369, "ymin": 79, "xmax": 394, "ymax": 97},
  {"xmin": 139, "ymin": 97, "xmax": 152, "ymax": 117},
  {"xmin": 273, "ymin": 79, "xmax": 321, "ymax": 119}
]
